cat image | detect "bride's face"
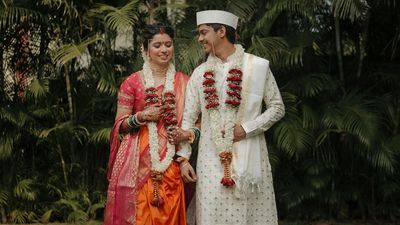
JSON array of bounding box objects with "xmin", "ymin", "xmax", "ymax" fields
[{"xmin": 147, "ymin": 33, "xmax": 174, "ymax": 66}]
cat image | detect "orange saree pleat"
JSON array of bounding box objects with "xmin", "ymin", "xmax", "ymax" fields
[{"xmin": 135, "ymin": 121, "xmax": 186, "ymax": 225}]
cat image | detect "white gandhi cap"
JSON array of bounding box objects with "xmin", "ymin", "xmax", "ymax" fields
[{"xmin": 196, "ymin": 10, "xmax": 239, "ymax": 29}]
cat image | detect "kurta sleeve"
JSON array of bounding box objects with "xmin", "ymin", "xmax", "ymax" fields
[
  {"xmin": 176, "ymin": 69, "xmax": 202, "ymax": 159},
  {"xmin": 241, "ymin": 68, "xmax": 285, "ymax": 137}
]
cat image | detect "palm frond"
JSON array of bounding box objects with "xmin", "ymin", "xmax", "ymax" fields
[
  {"xmin": 285, "ymin": 73, "xmax": 336, "ymax": 98},
  {"xmin": 332, "ymin": 0, "xmax": 370, "ymax": 22},
  {"xmin": 272, "ymin": 114, "xmax": 314, "ymax": 158},
  {"xmin": 14, "ymin": 179, "xmax": 37, "ymax": 201},
  {"xmin": 88, "ymin": 200, "xmax": 105, "ymax": 218},
  {"xmin": 39, "ymin": 122, "xmax": 89, "ymax": 145},
  {"xmin": 40, "ymin": 209, "xmax": 55, "ymax": 223},
  {"xmin": 67, "ymin": 209, "xmax": 88, "ymax": 223},
  {"xmin": 175, "ymin": 37, "xmax": 204, "ymax": 74},
  {"xmin": 55, "ymin": 198, "xmax": 81, "ymax": 212},
  {"xmin": 370, "ymin": 135, "xmax": 400, "ymax": 173},
  {"xmin": 52, "ymin": 36, "xmax": 102, "ymax": 68},
  {"xmin": 226, "ymin": 0, "xmax": 257, "ymax": 21},
  {"xmin": 0, "ymin": 134, "xmax": 13, "ymax": 160},
  {"xmin": 10, "ymin": 209, "xmax": 29, "ymax": 224},
  {"xmin": 320, "ymin": 91, "xmax": 379, "ymax": 147},
  {"xmin": 39, "ymin": 0, "xmax": 79, "ymax": 18},
  {"xmin": 89, "ymin": 127, "xmax": 112, "ymax": 145},
  {"xmin": 93, "ymin": 60, "xmax": 118, "ymax": 96},
  {"xmin": 247, "ymin": 36, "xmax": 289, "ymax": 66},
  {"xmin": 0, "ymin": 6, "xmax": 41, "ymax": 30},
  {"xmin": 0, "ymin": 189, "xmax": 8, "ymax": 207},
  {"xmin": 89, "ymin": 0, "xmax": 141, "ymax": 32},
  {"xmin": 254, "ymin": 0, "xmax": 316, "ymax": 33},
  {"xmin": 0, "ymin": 105, "xmax": 30, "ymax": 127},
  {"xmin": 339, "ymin": 91, "xmax": 379, "ymax": 147},
  {"xmin": 25, "ymin": 78, "xmax": 49, "ymax": 100}
]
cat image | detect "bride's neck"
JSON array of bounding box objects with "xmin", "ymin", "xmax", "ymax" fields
[{"xmin": 150, "ymin": 62, "xmax": 168, "ymax": 77}]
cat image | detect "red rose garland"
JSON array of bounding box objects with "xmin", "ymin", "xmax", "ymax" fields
[{"xmin": 203, "ymin": 67, "xmax": 243, "ymax": 187}]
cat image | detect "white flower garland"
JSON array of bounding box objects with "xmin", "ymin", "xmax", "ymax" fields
[
  {"xmin": 206, "ymin": 44, "xmax": 245, "ymax": 153},
  {"xmin": 142, "ymin": 54, "xmax": 176, "ymax": 173}
]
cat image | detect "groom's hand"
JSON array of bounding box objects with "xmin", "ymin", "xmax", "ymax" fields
[
  {"xmin": 180, "ymin": 162, "xmax": 197, "ymax": 183},
  {"xmin": 233, "ymin": 124, "xmax": 246, "ymax": 142}
]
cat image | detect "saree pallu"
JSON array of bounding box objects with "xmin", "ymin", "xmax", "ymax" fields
[{"xmin": 104, "ymin": 72, "xmax": 189, "ymax": 225}]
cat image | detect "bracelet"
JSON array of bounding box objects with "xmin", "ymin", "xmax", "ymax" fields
[
  {"xmin": 127, "ymin": 113, "xmax": 146, "ymax": 132},
  {"xmin": 127, "ymin": 115, "xmax": 137, "ymax": 128},
  {"xmin": 134, "ymin": 112, "xmax": 146, "ymax": 125},
  {"xmin": 187, "ymin": 129, "xmax": 195, "ymax": 144},
  {"xmin": 180, "ymin": 161, "xmax": 190, "ymax": 168},
  {"xmin": 190, "ymin": 127, "xmax": 201, "ymax": 142},
  {"xmin": 175, "ymin": 156, "xmax": 188, "ymax": 164}
]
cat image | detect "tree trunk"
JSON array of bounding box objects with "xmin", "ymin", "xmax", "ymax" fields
[
  {"xmin": 1, "ymin": 207, "xmax": 6, "ymax": 223},
  {"xmin": 65, "ymin": 66, "xmax": 74, "ymax": 122},
  {"xmin": 0, "ymin": 41, "xmax": 3, "ymax": 96},
  {"xmin": 357, "ymin": 12, "xmax": 370, "ymax": 79},
  {"xmin": 57, "ymin": 144, "xmax": 69, "ymax": 187},
  {"xmin": 334, "ymin": 15, "xmax": 344, "ymax": 83}
]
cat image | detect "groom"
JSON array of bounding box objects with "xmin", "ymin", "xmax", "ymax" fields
[{"xmin": 177, "ymin": 10, "xmax": 285, "ymax": 225}]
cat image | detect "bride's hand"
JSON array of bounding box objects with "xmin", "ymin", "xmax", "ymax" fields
[
  {"xmin": 167, "ymin": 126, "xmax": 191, "ymax": 145},
  {"xmin": 137, "ymin": 104, "xmax": 162, "ymax": 122}
]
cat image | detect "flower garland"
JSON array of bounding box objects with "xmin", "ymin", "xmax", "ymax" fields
[
  {"xmin": 142, "ymin": 52, "xmax": 177, "ymax": 207},
  {"xmin": 203, "ymin": 44, "xmax": 245, "ymax": 187}
]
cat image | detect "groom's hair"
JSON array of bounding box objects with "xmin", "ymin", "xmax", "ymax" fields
[{"xmin": 207, "ymin": 23, "xmax": 236, "ymax": 44}]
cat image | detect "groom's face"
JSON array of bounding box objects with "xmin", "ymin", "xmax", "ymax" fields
[{"xmin": 197, "ymin": 24, "xmax": 220, "ymax": 54}]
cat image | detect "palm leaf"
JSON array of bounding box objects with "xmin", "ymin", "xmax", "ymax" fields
[
  {"xmin": 89, "ymin": 0, "xmax": 140, "ymax": 32},
  {"xmin": 54, "ymin": 198, "xmax": 81, "ymax": 212},
  {"xmin": 52, "ymin": 36, "xmax": 103, "ymax": 67},
  {"xmin": 370, "ymin": 135, "xmax": 400, "ymax": 173},
  {"xmin": 0, "ymin": 105, "xmax": 30, "ymax": 127},
  {"xmin": 25, "ymin": 78, "xmax": 50, "ymax": 100},
  {"xmin": 89, "ymin": 127, "xmax": 112, "ymax": 145},
  {"xmin": 40, "ymin": 209, "xmax": 54, "ymax": 223},
  {"xmin": 14, "ymin": 179, "xmax": 37, "ymax": 201},
  {"xmin": 0, "ymin": 134, "xmax": 13, "ymax": 160},
  {"xmin": 39, "ymin": 0, "xmax": 79, "ymax": 18},
  {"xmin": 93, "ymin": 60, "xmax": 118, "ymax": 96},
  {"xmin": 175, "ymin": 37, "xmax": 204, "ymax": 74},
  {"xmin": 255, "ymin": 0, "xmax": 316, "ymax": 33},
  {"xmin": 67, "ymin": 209, "xmax": 88, "ymax": 223},
  {"xmin": 226, "ymin": 0, "xmax": 256, "ymax": 21},
  {"xmin": 0, "ymin": 189, "xmax": 8, "ymax": 207},
  {"xmin": 247, "ymin": 36, "xmax": 289, "ymax": 66},
  {"xmin": 272, "ymin": 114, "xmax": 314, "ymax": 158},
  {"xmin": 0, "ymin": 5, "xmax": 42, "ymax": 30},
  {"xmin": 332, "ymin": 0, "xmax": 370, "ymax": 22},
  {"xmin": 285, "ymin": 73, "xmax": 336, "ymax": 98},
  {"xmin": 10, "ymin": 210, "xmax": 29, "ymax": 224},
  {"xmin": 339, "ymin": 92, "xmax": 378, "ymax": 147}
]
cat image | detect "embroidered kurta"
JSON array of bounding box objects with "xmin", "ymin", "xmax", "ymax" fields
[
  {"xmin": 104, "ymin": 72, "xmax": 189, "ymax": 225},
  {"xmin": 178, "ymin": 52, "xmax": 285, "ymax": 225}
]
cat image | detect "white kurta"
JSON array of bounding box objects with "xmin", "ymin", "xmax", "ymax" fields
[{"xmin": 178, "ymin": 51, "xmax": 285, "ymax": 225}]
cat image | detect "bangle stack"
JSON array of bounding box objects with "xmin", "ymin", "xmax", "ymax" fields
[{"xmin": 127, "ymin": 113, "xmax": 146, "ymax": 131}]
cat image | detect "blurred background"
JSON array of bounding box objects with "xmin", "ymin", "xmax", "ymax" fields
[{"xmin": 0, "ymin": 0, "xmax": 399, "ymax": 224}]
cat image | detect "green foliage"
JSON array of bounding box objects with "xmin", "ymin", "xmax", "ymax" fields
[{"xmin": 1, "ymin": 0, "xmax": 400, "ymax": 223}]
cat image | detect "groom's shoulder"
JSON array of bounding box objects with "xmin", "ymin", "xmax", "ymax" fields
[
  {"xmin": 191, "ymin": 62, "xmax": 207, "ymax": 77},
  {"xmin": 245, "ymin": 52, "xmax": 270, "ymax": 68}
]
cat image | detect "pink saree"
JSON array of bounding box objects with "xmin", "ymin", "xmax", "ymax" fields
[{"xmin": 104, "ymin": 72, "xmax": 189, "ymax": 225}]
